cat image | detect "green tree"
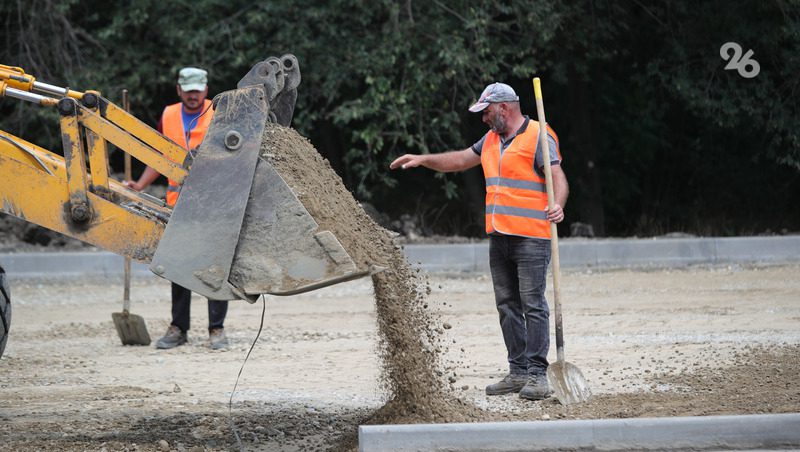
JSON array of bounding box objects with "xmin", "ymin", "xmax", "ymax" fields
[{"xmin": 1, "ymin": 0, "xmax": 798, "ymax": 237}]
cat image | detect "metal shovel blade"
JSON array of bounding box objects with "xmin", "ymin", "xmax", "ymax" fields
[
  {"xmin": 547, "ymin": 360, "xmax": 591, "ymax": 405},
  {"xmin": 112, "ymin": 311, "xmax": 151, "ymax": 346}
]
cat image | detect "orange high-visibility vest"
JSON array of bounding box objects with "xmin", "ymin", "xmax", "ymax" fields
[
  {"xmin": 161, "ymin": 99, "xmax": 214, "ymax": 206},
  {"xmin": 481, "ymin": 121, "xmax": 561, "ymax": 239}
]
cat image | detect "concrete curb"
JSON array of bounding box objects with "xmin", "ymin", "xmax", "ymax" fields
[
  {"xmin": 0, "ymin": 251, "xmax": 154, "ymax": 279},
  {"xmin": 403, "ymin": 235, "xmax": 800, "ymax": 273},
  {"xmin": 358, "ymin": 413, "xmax": 800, "ymax": 451},
  {"xmin": 1, "ymin": 235, "xmax": 798, "ymax": 278}
]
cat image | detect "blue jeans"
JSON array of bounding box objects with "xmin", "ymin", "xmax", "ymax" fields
[
  {"xmin": 171, "ymin": 283, "xmax": 228, "ymax": 333},
  {"xmin": 489, "ymin": 235, "xmax": 551, "ymax": 376}
]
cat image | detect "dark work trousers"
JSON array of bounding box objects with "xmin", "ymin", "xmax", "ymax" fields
[
  {"xmin": 170, "ymin": 282, "xmax": 228, "ymax": 333},
  {"xmin": 489, "ymin": 234, "xmax": 551, "ymax": 376}
]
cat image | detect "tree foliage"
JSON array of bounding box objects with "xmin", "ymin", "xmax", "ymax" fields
[{"xmin": 1, "ymin": 0, "xmax": 798, "ymax": 236}]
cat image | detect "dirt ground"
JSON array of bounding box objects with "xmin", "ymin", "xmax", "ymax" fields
[{"xmin": 0, "ymin": 263, "xmax": 798, "ymax": 451}]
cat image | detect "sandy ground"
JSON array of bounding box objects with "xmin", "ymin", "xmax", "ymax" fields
[{"xmin": 1, "ymin": 263, "xmax": 799, "ymax": 451}]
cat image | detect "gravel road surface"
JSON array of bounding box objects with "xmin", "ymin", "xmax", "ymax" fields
[{"xmin": 1, "ymin": 264, "xmax": 798, "ymax": 451}]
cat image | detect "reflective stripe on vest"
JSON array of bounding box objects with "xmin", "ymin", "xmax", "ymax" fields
[
  {"xmin": 481, "ymin": 121, "xmax": 560, "ymax": 239},
  {"xmin": 161, "ymin": 99, "xmax": 214, "ymax": 206},
  {"xmin": 485, "ymin": 176, "xmax": 546, "ymax": 193}
]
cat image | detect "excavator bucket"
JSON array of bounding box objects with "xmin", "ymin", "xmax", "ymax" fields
[{"xmin": 149, "ymin": 55, "xmax": 369, "ymax": 301}]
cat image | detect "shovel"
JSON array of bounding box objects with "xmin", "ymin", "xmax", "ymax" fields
[
  {"xmin": 533, "ymin": 78, "xmax": 590, "ymax": 405},
  {"xmin": 111, "ymin": 89, "xmax": 151, "ymax": 346}
]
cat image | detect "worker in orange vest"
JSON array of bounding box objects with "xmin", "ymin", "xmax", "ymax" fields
[
  {"xmin": 390, "ymin": 82, "xmax": 569, "ymax": 401},
  {"xmin": 125, "ymin": 67, "xmax": 230, "ymax": 351}
]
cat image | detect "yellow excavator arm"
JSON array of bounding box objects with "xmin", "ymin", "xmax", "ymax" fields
[
  {"xmin": 0, "ymin": 64, "xmax": 83, "ymax": 104},
  {"xmin": 0, "ymin": 56, "xmax": 369, "ymax": 301},
  {"xmin": 0, "ymin": 64, "xmax": 184, "ymax": 261}
]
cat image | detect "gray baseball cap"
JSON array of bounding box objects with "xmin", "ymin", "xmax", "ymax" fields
[
  {"xmin": 468, "ymin": 82, "xmax": 519, "ymax": 112},
  {"xmin": 178, "ymin": 67, "xmax": 208, "ymax": 92}
]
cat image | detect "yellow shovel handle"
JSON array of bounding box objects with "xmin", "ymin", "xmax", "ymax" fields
[{"xmin": 532, "ymin": 77, "xmax": 565, "ymax": 363}]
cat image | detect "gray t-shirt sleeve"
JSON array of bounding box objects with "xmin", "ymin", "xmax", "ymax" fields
[
  {"xmin": 534, "ymin": 132, "xmax": 561, "ymax": 170},
  {"xmin": 471, "ymin": 133, "xmax": 488, "ymax": 155}
]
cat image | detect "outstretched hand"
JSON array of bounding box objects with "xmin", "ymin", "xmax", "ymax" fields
[{"xmin": 389, "ymin": 154, "xmax": 424, "ymax": 170}]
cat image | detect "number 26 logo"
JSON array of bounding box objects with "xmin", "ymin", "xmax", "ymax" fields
[{"xmin": 720, "ymin": 42, "xmax": 760, "ymax": 78}]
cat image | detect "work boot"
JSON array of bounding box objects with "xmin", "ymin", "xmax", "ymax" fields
[
  {"xmin": 156, "ymin": 325, "xmax": 187, "ymax": 349},
  {"xmin": 519, "ymin": 374, "xmax": 551, "ymax": 401},
  {"xmin": 485, "ymin": 373, "xmax": 528, "ymax": 395},
  {"xmin": 209, "ymin": 328, "xmax": 229, "ymax": 350}
]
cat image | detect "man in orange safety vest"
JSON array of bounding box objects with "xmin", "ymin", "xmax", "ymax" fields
[{"xmin": 390, "ymin": 82, "xmax": 569, "ymax": 401}]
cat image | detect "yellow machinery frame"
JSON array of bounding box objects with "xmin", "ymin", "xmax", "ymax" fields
[
  {"xmin": 0, "ymin": 65, "xmax": 186, "ymax": 261},
  {"xmin": 1, "ymin": 58, "xmax": 372, "ymax": 300}
]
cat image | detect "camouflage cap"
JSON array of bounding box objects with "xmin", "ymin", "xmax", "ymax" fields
[{"xmin": 178, "ymin": 67, "xmax": 207, "ymax": 92}]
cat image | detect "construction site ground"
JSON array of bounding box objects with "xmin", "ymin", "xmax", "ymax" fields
[{"xmin": 1, "ymin": 263, "xmax": 799, "ymax": 451}]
